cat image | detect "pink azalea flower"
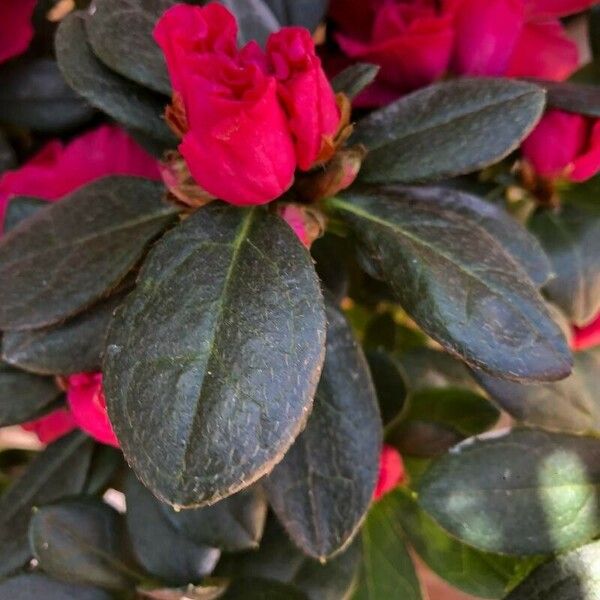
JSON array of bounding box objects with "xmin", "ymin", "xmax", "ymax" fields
[{"xmin": 0, "ymin": 0, "xmax": 36, "ymax": 64}]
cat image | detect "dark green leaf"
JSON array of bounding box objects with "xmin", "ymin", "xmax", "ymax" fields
[
  {"xmin": 265, "ymin": 300, "xmax": 382, "ymax": 560},
  {"xmin": 0, "ymin": 432, "xmax": 94, "ymax": 577},
  {"xmin": 3, "ymin": 196, "xmax": 46, "ymax": 233},
  {"xmin": 351, "ymin": 492, "xmax": 423, "ymax": 600},
  {"xmin": 366, "ymin": 350, "xmax": 407, "ymax": 426},
  {"xmin": 538, "ymin": 80, "xmax": 600, "ymax": 118},
  {"xmin": 474, "ymin": 348, "xmax": 600, "ymax": 436},
  {"xmin": 311, "ymin": 233, "xmax": 350, "ymax": 303},
  {"xmin": 329, "ymin": 187, "xmax": 571, "ymax": 382},
  {"xmin": 162, "ymin": 486, "xmax": 267, "ymax": 552},
  {"xmin": 30, "ymin": 498, "xmax": 136, "ymax": 590},
  {"xmin": 331, "ymin": 64, "xmax": 379, "ymax": 101},
  {"xmin": 218, "ymin": 517, "xmax": 360, "ymax": 600},
  {"xmin": 0, "ymin": 361, "xmax": 61, "ymax": 426},
  {"xmin": 222, "ymin": 578, "xmax": 307, "ymax": 600},
  {"xmin": 264, "ymin": 0, "xmax": 328, "ymax": 31},
  {"xmin": 85, "ymin": 0, "xmax": 172, "ymax": 95},
  {"xmin": 0, "ymin": 177, "xmax": 176, "ymax": 330},
  {"xmin": 221, "ymin": 0, "xmax": 280, "ymax": 46},
  {"xmin": 56, "ymin": 12, "xmax": 175, "ymax": 144},
  {"xmin": 530, "ymin": 202, "xmax": 600, "ymax": 326},
  {"xmin": 506, "ymin": 539, "xmax": 600, "ymax": 600},
  {"xmin": 392, "ymin": 488, "xmax": 537, "ymax": 599},
  {"xmin": 2, "ymin": 292, "xmax": 127, "ymax": 375},
  {"xmin": 0, "ymin": 58, "xmax": 94, "ymax": 132},
  {"xmin": 125, "ymin": 472, "xmax": 221, "ymax": 584},
  {"xmin": 418, "ymin": 428, "xmax": 600, "ymax": 555},
  {"xmin": 84, "ymin": 445, "xmax": 124, "ymax": 495},
  {"xmin": 0, "ymin": 574, "xmax": 111, "ymax": 600},
  {"xmin": 0, "ymin": 131, "xmax": 15, "ymax": 174},
  {"xmin": 353, "ymin": 79, "xmax": 545, "ymax": 184},
  {"xmin": 104, "ymin": 204, "xmax": 326, "ymax": 508}
]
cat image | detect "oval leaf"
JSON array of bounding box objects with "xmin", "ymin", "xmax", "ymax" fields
[
  {"xmin": 265, "ymin": 300, "xmax": 382, "ymax": 560},
  {"xmin": 0, "ymin": 177, "xmax": 176, "ymax": 331},
  {"xmin": 329, "ymin": 186, "xmax": 571, "ymax": 382},
  {"xmin": 353, "ymin": 79, "xmax": 545, "ymax": 184},
  {"xmin": 0, "ymin": 574, "xmax": 111, "ymax": 600},
  {"xmin": 30, "ymin": 498, "xmax": 136, "ymax": 590},
  {"xmin": 2, "ymin": 293, "xmax": 127, "ymax": 375},
  {"xmin": 474, "ymin": 348, "xmax": 600, "ymax": 436},
  {"xmin": 418, "ymin": 428, "xmax": 600, "ymax": 555},
  {"xmin": 125, "ymin": 472, "xmax": 221, "ymax": 584},
  {"xmin": 539, "ymin": 80, "xmax": 600, "ymax": 118},
  {"xmin": 264, "ymin": 0, "xmax": 328, "ymax": 31},
  {"xmin": 56, "ymin": 12, "xmax": 175, "ymax": 144},
  {"xmin": 104, "ymin": 205, "xmax": 326, "ymax": 507},
  {"xmin": 331, "ymin": 63, "xmax": 380, "ymax": 101},
  {"xmin": 3, "ymin": 196, "xmax": 46, "ymax": 233},
  {"xmin": 0, "ymin": 361, "xmax": 61, "ymax": 426},
  {"xmin": 0, "ymin": 432, "xmax": 94, "ymax": 577}
]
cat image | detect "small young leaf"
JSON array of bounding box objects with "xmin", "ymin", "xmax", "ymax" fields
[
  {"xmin": 104, "ymin": 204, "xmax": 326, "ymax": 508},
  {"xmin": 0, "ymin": 177, "xmax": 176, "ymax": 330},
  {"xmin": 0, "ymin": 574, "xmax": 112, "ymax": 600},
  {"xmin": 352, "ymin": 492, "xmax": 423, "ymax": 600},
  {"xmin": 56, "ymin": 12, "xmax": 175, "ymax": 144},
  {"xmin": 2, "ymin": 292, "xmax": 127, "ymax": 375},
  {"xmin": 418, "ymin": 429, "xmax": 600, "ymax": 555},
  {"xmin": 85, "ymin": 0, "xmax": 173, "ymax": 95},
  {"xmin": 329, "ymin": 186, "xmax": 572, "ymax": 382},
  {"xmin": 162, "ymin": 486, "xmax": 268, "ymax": 552},
  {"xmin": 0, "ymin": 361, "xmax": 61, "ymax": 426},
  {"xmin": 265, "ymin": 300, "xmax": 382, "ymax": 560},
  {"xmin": 3, "ymin": 196, "xmax": 46, "ymax": 232},
  {"xmin": 332, "ymin": 64, "xmax": 380, "ymax": 101},
  {"xmin": 218, "ymin": 517, "xmax": 361, "ymax": 600},
  {"xmin": 125, "ymin": 473, "xmax": 221, "ymax": 584},
  {"xmin": 353, "ymin": 79, "xmax": 545, "ymax": 183},
  {"xmin": 392, "ymin": 488, "xmax": 537, "ymax": 599},
  {"xmin": 0, "ymin": 58, "xmax": 94, "ymax": 132},
  {"xmin": 0, "ymin": 432, "xmax": 94, "ymax": 577},
  {"xmin": 530, "ymin": 202, "xmax": 600, "ymax": 326},
  {"xmin": 474, "ymin": 348, "xmax": 600, "ymax": 436},
  {"xmin": 506, "ymin": 539, "xmax": 600, "ymax": 600},
  {"xmin": 30, "ymin": 498, "xmax": 136, "ymax": 590}
]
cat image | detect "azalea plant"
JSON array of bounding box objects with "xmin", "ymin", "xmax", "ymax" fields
[{"xmin": 0, "ymin": 1, "xmax": 599, "ymax": 599}]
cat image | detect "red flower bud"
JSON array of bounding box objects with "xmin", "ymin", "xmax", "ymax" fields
[
  {"xmin": 573, "ymin": 313, "xmax": 600, "ymax": 351},
  {"xmin": 373, "ymin": 444, "xmax": 405, "ymax": 500}
]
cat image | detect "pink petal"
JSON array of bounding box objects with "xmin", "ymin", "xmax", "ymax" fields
[
  {"xmin": 524, "ymin": 0, "xmax": 597, "ymax": 18},
  {"xmin": 506, "ymin": 20, "xmax": 579, "ymax": 81},
  {"xmin": 373, "ymin": 445, "xmax": 405, "ymax": 500},
  {"xmin": 22, "ymin": 409, "xmax": 78, "ymax": 445},
  {"xmin": 570, "ymin": 118, "xmax": 600, "ymax": 182},
  {"xmin": 0, "ymin": 0, "xmax": 36, "ymax": 64},
  {"xmin": 573, "ymin": 313, "xmax": 600, "ymax": 351}
]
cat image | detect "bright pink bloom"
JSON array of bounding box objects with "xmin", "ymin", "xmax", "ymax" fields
[
  {"xmin": 0, "ymin": 125, "xmax": 160, "ymax": 231},
  {"xmin": 332, "ymin": 0, "xmax": 454, "ymax": 105},
  {"xmin": 267, "ymin": 28, "xmax": 340, "ymax": 170},
  {"xmin": 573, "ymin": 313, "xmax": 600, "ymax": 351},
  {"xmin": 0, "ymin": 0, "xmax": 36, "ymax": 64},
  {"xmin": 373, "ymin": 445, "xmax": 405, "ymax": 500},
  {"xmin": 67, "ymin": 373, "xmax": 119, "ymax": 447},
  {"xmin": 22, "ymin": 409, "xmax": 77, "ymax": 445},
  {"xmin": 522, "ymin": 110, "xmax": 600, "ymax": 182}
]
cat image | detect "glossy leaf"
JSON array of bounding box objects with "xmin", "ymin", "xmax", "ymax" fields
[
  {"xmin": 125, "ymin": 473, "xmax": 220, "ymax": 584},
  {"xmin": 351, "ymin": 492, "xmax": 423, "ymax": 600},
  {"xmin": 84, "ymin": 445, "xmax": 124, "ymax": 495},
  {"xmin": 264, "ymin": 0, "xmax": 328, "ymax": 31},
  {"xmin": 221, "ymin": 0, "xmax": 280, "ymax": 46},
  {"xmin": 222, "ymin": 578, "xmax": 307, "ymax": 600},
  {"xmin": 56, "ymin": 12, "xmax": 175, "ymax": 144},
  {"xmin": 85, "ymin": 0, "xmax": 173, "ymax": 95},
  {"xmin": 162, "ymin": 486, "xmax": 268, "ymax": 552},
  {"xmin": 366, "ymin": 350, "xmax": 407, "ymax": 426},
  {"xmin": 392, "ymin": 488, "xmax": 536, "ymax": 599},
  {"xmin": 353, "ymin": 79, "xmax": 545, "ymax": 183},
  {"xmin": 506, "ymin": 539, "xmax": 600, "ymax": 600},
  {"xmin": 30, "ymin": 498, "xmax": 136, "ymax": 590},
  {"xmin": 0, "ymin": 361, "xmax": 61, "ymax": 426},
  {"xmin": 0, "ymin": 574, "xmax": 111, "ymax": 600},
  {"xmin": 2, "ymin": 293, "xmax": 127, "ymax": 375},
  {"xmin": 419, "ymin": 429, "xmax": 600, "ymax": 555},
  {"xmin": 329, "ymin": 187, "xmax": 571, "ymax": 382},
  {"xmin": 474, "ymin": 348, "xmax": 600, "ymax": 436},
  {"xmin": 265, "ymin": 300, "xmax": 382, "ymax": 560},
  {"xmin": 104, "ymin": 204, "xmax": 326, "ymax": 507},
  {"xmin": 0, "ymin": 58, "xmax": 94, "ymax": 132},
  {"xmin": 3, "ymin": 196, "xmax": 46, "ymax": 233},
  {"xmin": 0, "ymin": 432, "xmax": 94, "ymax": 577},
  {"xmin": 0, "ymin": 177, "xmax": 176, "ymax": 331},
  {"xmin": 218, "ymin": 517, "xmax": 361, "ymax": 600},
  {"xmin": 530, "ymin": 202, "xmax": 600, "ymax": 326},
  {"xmin": 540, "ymin": 80, "xmax": 600, "ymax": 118},
  {"xmin": 332, "ymin": 64, "xmax": 380, "ymax": 101}
]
